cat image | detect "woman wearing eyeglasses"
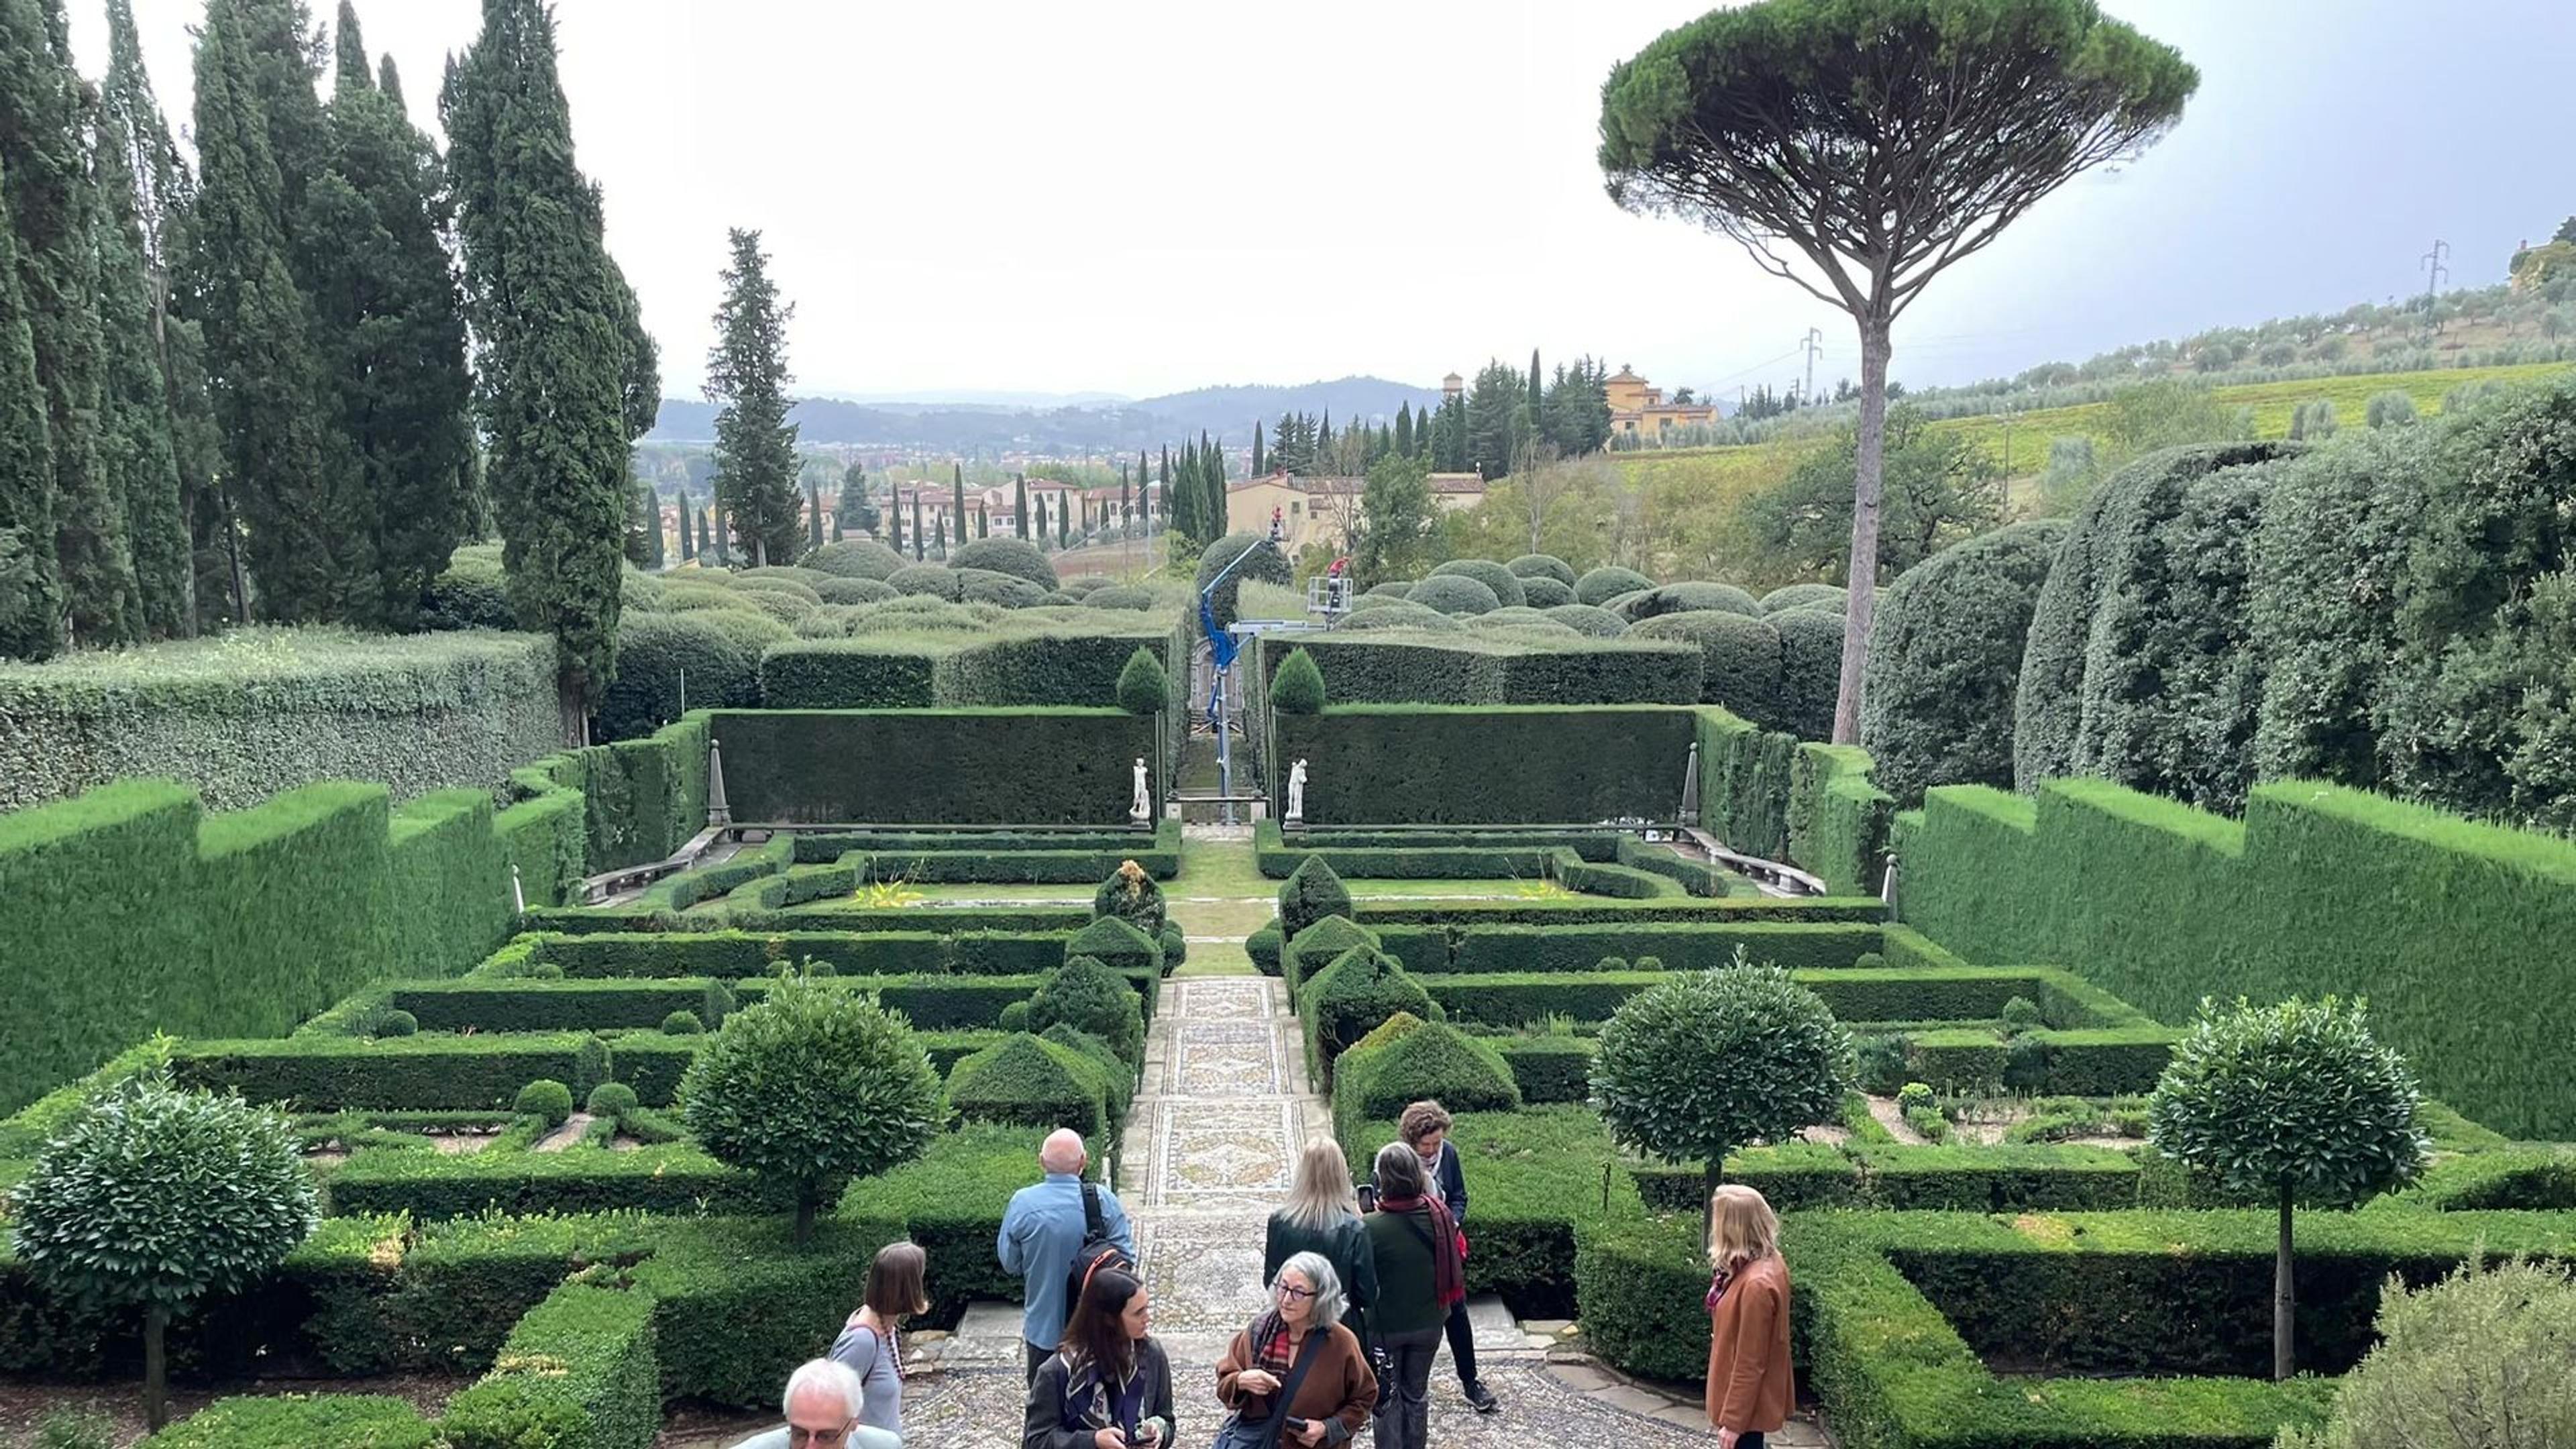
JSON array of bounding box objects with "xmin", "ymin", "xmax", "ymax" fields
[
  {"xmin": 1214, "ymin": 1252, "xmax": 1377, "ymax": 1448},
  {"xmin": 1024, "ymin": 1267, "xmax": 1175, "ymax": 1449}
]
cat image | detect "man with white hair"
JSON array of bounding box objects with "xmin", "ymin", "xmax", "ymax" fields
[
  {"xmin": 729, "ymin": 1358, "xmax": 900, "ymax": 1448},
  {"xmin": 999, "ymin": 1127, "xmax": 1136, "ymax": 1383}
]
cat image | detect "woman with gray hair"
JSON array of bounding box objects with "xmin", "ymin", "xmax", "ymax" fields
[
  {"xmin": 1214, "ymin": 1252, "xmax": 1377, "ymax": 1447},
  {"xmin": 1364, "ymin": 1140, "xmax": 1464, "ymax": 1449},
  {"xmin": 727, "ymin": 1358, "xmax": 900, "ymax": 1448}
]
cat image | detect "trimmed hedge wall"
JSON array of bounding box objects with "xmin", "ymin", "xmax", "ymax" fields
[
  {"xmin": 710, "ymin": 708, "xmax": 1157, "ymax": 824},
  {"xmin": 1365, "ymin": 920, "xmax": 1885, "ymax": 974},
  {"xmin": 1252, "ymin": 632, "xmax": 1701, "ymax": 708},
  {"xmin": 1350, "ymin": 898, "xmax": 1885, "ymax": 926},
  {"xmin": 1271, "ymin": 706, "xmax": 1699, "ymax": 824},
  {"xmin": 0, "ymin": 628, "xmax": 560, "ymax": 814},
  {"xmin": 1896, "ymin": 776, "xmax": 2576, "ymax": 1138},
  {"xmin": 757, "ymin": 631, "xmax": 1175, "ymax": 710},
  {"xmin": 523, "ymin": 929, "xmax": 1079, "ymax": 980},
  {"xmin": 0, "ymin": 777, "xmax": 528, "ymax": 1116},
  {"xmin": 441, "ymin": 1280, "xmax": 661, "ymax": 1449},
  {"xmin": 1417, "ymin": 963, "xmax": 2066, "ymax": 1026}
]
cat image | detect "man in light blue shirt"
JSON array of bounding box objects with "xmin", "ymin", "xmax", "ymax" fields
[
  {"xmin": 729, "ymin": 1358, "xmax": 900, "ymax": 1448},
  {"xmin": 998, "ymin": 1128, "xmax": 1136, "ymax": 1383}
]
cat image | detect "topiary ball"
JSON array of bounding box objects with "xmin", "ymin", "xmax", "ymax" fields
[
  {"xmin": 586, "ymin": 1082, "xmax": 639, "ymax": 1119},
  {"xmin": 373, "ymin": 1009, "xmax": 419, "ymax": 1038},
  {"xmin": 886, "ymin": 564, "xmax": 963, "ymax": 600},
  {"xmin": 806, "ymin": 540, "xmax": 908, "ymax": 580},
  {"xmin": 1574, "ymin": 564, "xmax": 1655, "ymax": 605},
  {"xmin": 1405, "ymin": 574, "xmax": 1502, "ymax": 616},
  {"xmin": 515, "ymin": 1079, "xmax": 575, "ymax": 1126},
  {"xmin": 1628, "ymin": 610, "xmax": 1784, "ymax": 725},
  {"xmin": 1506, "ymin": 553, "xmax": 1578, "ymax": 587},
  {"xmin": 1336, "ymin": 601, "xmax": 1464, "ymax": 632},
  {"xmin": 1622, "ymin": 581, "xmax": 1762, "ymax": 621},
  {"xmin": 949, "ymin": 537, "xmax": 1059, "ymax": 590},
  {"xmin": 998, "ymin": 1000, "xmax": 1034, "ymax": 1033},
  {"xmin": 1271, "ymin": 647, "xmax": 1327, "ymax": 714},
  {"xmin": 1517, "ymin": 576, "xmax": 1575, "ymax": 608},
  {"xmin": 1429, "ymin": 559, "xmax": 1526, "ymax": 608},
  {"xmin": 1545, "ymin": 603, "xmax": 1628, "ymax": 637},
  {"xmin": 1761, "ymin": 582, "xmax": 1847, "ymax": 616},
  {"xmin": 661, "ymin": 1010, "xmax": 705, "ymax": 1036}
]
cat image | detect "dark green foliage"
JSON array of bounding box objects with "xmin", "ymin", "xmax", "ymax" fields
[
  {"xmin": 812, "ymin": 576, "xmax": 896, "ymax": 605},
  {"xmin": 944, "ymin": 1034, "xmax": 1112, "ymax": 1143},
  {"xmin": 1517, "ymin": 576, "xmax": 1575, "ymax": 608},
  {"xmin": 308, "ymin": 25, "xmax": 475, "ymax": 630},
  {"xmin": 1273, "ymin": 705, "xmax": 1698, "ymax": 824},
  {"xmin": 2012, "ymin": 443, "xmax": 2294, "ymax": 803},
  {"xmin": 949, "ymin": 536, "xmax": 1056, "ymax": 589},
  {"xmin": 1405, "ymin": 573, "xmax": 1501, "ymax": 615},
  {"xmin": 514, "ymin": 1078, "xmax": 574, "ymax": 1126},
  {"xmin": 806, "ymin": 538, "xmax": 905, "ymax": 580},
  {"xmin": 1761, "ymin": 583, "xmax": 1845, "ymax": 615},
  {"xmin": 958, "ymin": 567, "xmax": 1046, "ymax": 608},
  {"xmin": 1282, "ymin": 915, "xmax": 1379, "ymax": 1000},
  {"xmin": 1574, "ymin": 565, "xmax": 1652, "ymax": 606},
  {"xmin": 1114, "ymin": 646, "xmax": 1168, "ymax": 714},
  {"xmin": 9, "ymin": 1077, "xmax": 319, "ymax": 1426},
  {"xmin": 997, "ymin": 1000, "xmax": 1032, "ymax": 1032},
  {"xmin": 1271, "ymin": 646, "xmax": 1326, "ymax": 713},
  {"xmin": 1334, "ymin": 600, "xmax": 1460, "ymax": 631},
  {"xmin": 1303, "ymin": 946, "xmax": 1436, "ymax": 1083},
  {"xmin": 885, "ymin": 562, "xmax": 960, "ymax": 599},
  {"xmin": 1028, "ymin": 955, "xmax": 1145, "ymax": 1067},
  {"xmin": 1330, "ymin": 1016, "xmax": 1521, "ymax": 1148},
  {"xmin": 1860, "ymin": 519, "xmax": 2067, "ymax": 804},
  {"xmin": 1429, "ymin": 558, "xmax": 1527, "ymax": 608},
  {"xmin": 1507, "ymin": 553, "xmax": 1577, "ymax": 587},
  {"xmin": 1770, "ymin": 606, "xmax": 1846, "ymax": 741},
  {"xmin": 86, "ymin": 99, "xmax": 188, "ymax": 641},
  {"xmin": 0, "ymin": 163, "xmax": 57, "ymax": 657},
  {"xmin": 1193, "ymin": 531, "xmax": 1290, "ymax": 637},
  {"xmin": 443, "ymin": 0, "xmax": 659, "ymax": 726},
  {"xmin": 373, "ymin": 1009, "xmax": 419, "ymax": 1037},
  {"xmin": 596, "ymin": 612, "xmax": 757, "ymax": 742},
  {"xmin": 1091, "ymin": 860, "xmax": 1166, "ymax": 935},
  {"xmin": 1897, "ymin": 776, "xmax": 2576, "ymax": 1138},
  {"xmin": 659, "ymin": 1010, "xmax": 703, "ymax": 1036},
  {"xmin": 1542, "ymin": 603, "xmax": 1625, "ymax": 637},
  {"xmin": 1379, "ymin": 919, "xmax": 1880, "ymax": 975},
  {"xmin": 1628, "ymin": 610, "xmax": 1782, "ymax": 723},
  {"xmin": 189, "ymin": 0, "xmax": 370, "ymax": 629},
  {"xmin": 440, "ymin": 1279, "xmax": 660, "ymax": 1449},
  {"xmin": 678, "ymin": 975, "xmax": 944, "ymax": 1240},
  {"xmin": 1277, "ymin": 853, "xmax": 1353, "ymax": 940},
  {"xmin": 706, "ymin": 229, "xmax": 800, "ymax": 568},
  {"xmin": 1592, "ymin": 961, "xmax": 1854, "ymax": 1190},
  {"xmin": 1619, "ymin": 580, "xmax": 1761, "ymax": 621},
  {"xmin": 2149, "ymin": 996, "xmax": 2426, "ymax": 1211},
  {"xmin": 709, "ymin": 708, "xmax": 1155, "ymax": 824},
  {"xmin": 137, "ymin": 1395, "xmax": 441, "ymax": 1448}
]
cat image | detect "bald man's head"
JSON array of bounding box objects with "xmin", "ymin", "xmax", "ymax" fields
[{"xmin": 1040, "ymin": 1128, "xmax": 1087, "ymax": 1175}]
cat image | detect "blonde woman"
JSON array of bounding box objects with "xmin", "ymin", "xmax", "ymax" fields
[
  {"xmin": 1264, "ymin": 1140, "xmax": 1378, "ymax": 1340},
  {"xmin": 1703, "ymin": 1184, "xmax": 1792, "ymax": 1448}
]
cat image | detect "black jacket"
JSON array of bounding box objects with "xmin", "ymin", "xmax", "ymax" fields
[
  {"xmin": 1023, "ymin": 1338, "xmax": 1176, "ymax": 1449},
  {"xmin": 1264, "ymin": 1208, "xmax": 1378, "ymax": 1338}
]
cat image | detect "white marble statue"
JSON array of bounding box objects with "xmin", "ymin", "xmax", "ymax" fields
[
  {"xmin": 1286, "ymin": 759, "xmax": 1308, "ymax": 822},
  {"xmin": 1130, "ymin": 757, "xmax": 1152, "ymax": 824}
]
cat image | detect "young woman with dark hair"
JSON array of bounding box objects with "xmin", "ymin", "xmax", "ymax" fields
[
  {"xmin": 1025, "ymin": 1267, "xmax": 1175, "ymax": 1449},
  {"xmin": 829, "ymin": 1240, "xmax": 930, "ymax": 1436}
]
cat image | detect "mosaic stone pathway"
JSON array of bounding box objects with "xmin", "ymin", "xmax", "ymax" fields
[{"xmin": 663, "ymin": 835, "xmax": 1831, "ymax": 1444}]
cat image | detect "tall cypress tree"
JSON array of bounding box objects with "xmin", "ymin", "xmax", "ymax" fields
[
  {"xmin": 641, "ymin": 484, "xmax": 663, "ymax": 568},
  {"xmin": 311, "ymin": 3, "xmax": 474, "ymax": 627},
  {"xmin": 950, "ymin": 461, "xmax": 965, "ymax": 542},
  {"xmin": 1014, "ymin": 471, "xmax": 1028, "ymax": 539},
  {"xmin": 704, "ymin": 227, "xmax": 798, "ymax": 567},
  {"xmin": 1395, "ymin": 400, "xmax": 1413, "ymax": 459},
  {"xmin": 676, "ymin": 485, "xmax": 694, "ymax": 560},
  {"xmin": 837, "ymin": 460, "xmax": 868, "ymax": 536},
  {"xmin": 805, "ymin": 477, "xmax": 822, "ymax": 551},
  {"xmin": 976, "ymin": 502, "xmax": 987, "ymax": 539},
  {"xmin": 1252, "ymin": 420, "xmax": 1265, "ymax": 477},
  {"xmin": 910, "ymin": 488, "xmax": 923, "ymax": 561},
  {"xmin": 444, "ymin": 0, "xmax": 659, "ymax": 737},
  {"xmin": 0, "ymin": 161, "xmax": 54, "ymax": 658},
  {"xmin": 89, "ymin": 91, "xmax": 190, "ymax": 640},
  {"xmin": 193, "ymin": 0, "xmax": 374, "ymax": 625},
  {"xmin": 1529, "ymin": 347, "xmax": 1544, "ymax": 442},
  {"xmin": 104, "ymin": 0, "xmax": 226, "ymax": 633}
]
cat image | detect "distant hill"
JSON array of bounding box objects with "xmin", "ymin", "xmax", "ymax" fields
[{"xmin": 647, "ymin": 374, "xmax": 1440, "ymax": 452}]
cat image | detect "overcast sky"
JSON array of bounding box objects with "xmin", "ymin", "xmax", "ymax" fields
[{"xmin": 73, "ymin": 0, "xmax": 2574, "ymax": 406}]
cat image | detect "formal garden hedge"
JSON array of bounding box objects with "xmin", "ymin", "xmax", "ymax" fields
[
  {"xmin": 788, "ymin": 818, "xmax": 1182, "ymax": 881},
  {"xmin": 0, "ymin": 628, "xmax": 560, "ymax": 813},
  {"xmin": 1859, "ymin": 518, "xmax": 2068, "ymax": 806},
  {"xmin": 0, "ymin": 778, "xmax": 533, "ymax": 1116},
  {"xmin": 1250, "ymin": 632, "xmax": 1701, "ymax": 708},
  {"xmin": 758, "ymin": 629, "xmax": 1173, "ymax": 709},
  {"xmin": 709, "ymin": 708, "xmax": 1156, "ymax": 823},
  {"xmin": 1271, "ymin": 705, "xmax": 1699, "ymax": 824},
  {"xmin": 1897, "ymin": 775, "xmax": 2576, "ymax": 1138}
]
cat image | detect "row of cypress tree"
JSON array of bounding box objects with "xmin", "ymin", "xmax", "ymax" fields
[{"xmin": 0, "ymin": 0, "xmax": 659, "ymax": 739}]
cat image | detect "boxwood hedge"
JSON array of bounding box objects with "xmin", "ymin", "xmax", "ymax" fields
[{"xmin": 710, "ymin": 708, "xmax": 1156, "ymax": 824}]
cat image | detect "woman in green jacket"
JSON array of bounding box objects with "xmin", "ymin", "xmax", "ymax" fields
[{"xmin": 1264, "ymin": 1139, "xmax": 1378, "ymax": 1342}]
